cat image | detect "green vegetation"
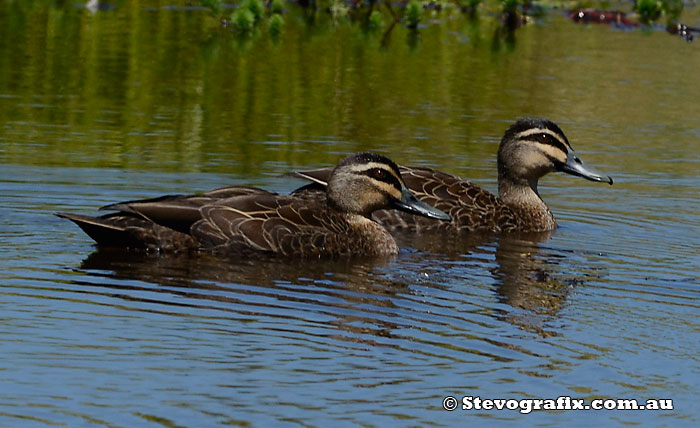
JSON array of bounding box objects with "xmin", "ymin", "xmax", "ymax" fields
[
  {"xmin": 200, "ymin": 0, "xmax": 223, "ymax": 13},
  {"xmin": 244, "ymin": 0, "xmax": 265, "ymax": 21},
  {"xmin": 198, "ymin": 0, "xmax": 688, "ymax": 34},
  {"xmin": 329, "ymin": 0, "xmax": 350, "ymax": 19},
  {"xmin": 405, "ymin": 0, "xmax": 423, "ymax": 28},
  {"xmin": 0, "ymin": 0, "xmax": 697, "ymax": 174},
  {"xmin": 368, "ymin": 10, "xmax": 385, "ymax": 30},
  {"xmin": 270, "ymin": 0, "xmax": 285, "ymax": 14},
  {"xmin": 457, "ymin": 0, "xmax": 483, "ymax": 14},
  {"xmin": 502, "ymin": 0, "xmax": 519, "ymax": 14},
  {"xmin": 636, "ymin": 0, "xmax": 663, "ymax": 23},
  {"xmin": 232, "ymin": 8, "xmax": 256, "ymax": 32},
  {"xmin": 635, "ymin": 0, "xmax": 684, "ymax": 25},
  {"xmin": 268, "ymin": 13, "xmax": 284, "ymax": 35}
]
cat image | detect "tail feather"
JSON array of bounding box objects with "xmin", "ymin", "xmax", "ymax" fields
[{"xmin": 56, "ymin": 212, "xmax": 147, "ymax": 248}]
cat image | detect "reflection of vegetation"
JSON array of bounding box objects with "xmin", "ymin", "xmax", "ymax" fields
[
  {"xmin": 202, "ymin": 0, "xmax": 689, "ymax": 31},
  {"xmin": 232, "ymin": 8, "xmax": 256, "ymax": 32},
  {"xmin": 368, "ymin": 10, "xmax": 385, "ymax": 29},
  {"xmin": 0, "ymin": 0, "xmax": 694, "ymax": 174},
  {"xmin": 270, "ymin": 0, "xmax": 284, "ymax": 14},
  {"xmin": 226, "ymin": 0, "xmax": 286, "ymax": 35},
  {"xmin": 637, "ymin": 0, "xmax": 663, "ymax": 23},
  {"xmin": 195, "ymin": 0, "xmax": 691, "ymax": 39},
  {"xmin": 405, "ymin": 0, "xmax": 423, "ymax": 28},
  {"xmin": 268, "ymin": 12, "xmax": 285, "ymax": 36},
  {"xmin": 636, "ymin": 0, "xmax": 683, "ymax": 24},
  {"xmin": 200, "ymin": 0, "xmax": 223, "ymax": 13},
  {"xmin": 455, "ymin": 0, "xmax": 483, "ymax": 13}
]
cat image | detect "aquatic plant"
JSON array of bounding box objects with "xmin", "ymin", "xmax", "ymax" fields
[
  {"xmin": 457, "ymin": 0, "xmax": 482, "ymax": 14},
  {"xmin": 636, "ymin": 0, "xmax": 663, "ymax": 23},
  {"xmin": 368, "ymin": 10, "xmax": 385, "ymax": 29},
  {"xmin": 232, "ymin": 8, "xmax": 256, "ymax": 32},
  {"xmin": 270, "ymin": 0, "xmax": 285, "ymax": 14},
  {"xmin": 635, "ymin": 0, "xmax": 683, "ymax": 24},
  {"xmin": 405, "ymin": 0, "xmax": 422, "ymax": 28},
  {"xmin": 244, "ymin": 0, "xmax": 266, "ymax": 21},
  {"xmin": 661, "ymin": 0, "xmax": 683, "ymax": 23},
  {"xmin": 269, "ymin": 13, "xmax": 285, "ymax": 35},
  {"xmin": 200, "ymin": 0, "xmax": 223, "ymax": 13},
  {"xmin": 502, "ymin": 0, "xmax": 519, "ymax": 14},
  {"xmin": 329, "ymin": 0, "xmax": 350, "ymax": 19}
]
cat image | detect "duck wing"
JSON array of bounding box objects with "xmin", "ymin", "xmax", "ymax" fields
[
  {"xmin": 292, "ymin": 165, "xmax": 519, "ymax": 232},
  {"xmin": 375, "ymin": 166, "xmax": 519, "ymax": 232},
  {"xmin": 55, "ymin": 212, "xmax": 198, "ymax": 251},
  {"xmin": 100, "ymin": 186, "xmax": 268, "ymax": 233},
  {"xmin": 57, "ymin": 186, "xmax": 269, "ymax": 250},
  {"xmin": 191, "ymin": 193, "xmax": 382, "ymax": 257}
]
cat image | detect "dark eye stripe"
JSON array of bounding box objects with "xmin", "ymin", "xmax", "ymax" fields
[
  {"xmin": 359, "ymin": 168, "xmax": 402, "ymax": 190},
  {"xmin": 533, "ymin": 135, "xmax": 569, "ymax": 155}
]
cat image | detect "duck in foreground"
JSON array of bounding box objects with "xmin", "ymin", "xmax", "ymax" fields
[
  {"xmin": 57, "ymin": 153, "xmax": 451, "ymax": 257},
  {"xmin": 292, "ymin": 118, "xmax": 613, "ymax": 233}
]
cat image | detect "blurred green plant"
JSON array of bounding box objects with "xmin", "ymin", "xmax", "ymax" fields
[
  {"xmin": 232, "ymin": 8, "xmax": 256, "ymax": 32},
  {"xmin": 329, "ymin": 0, "xmax": 350, "ymax": 19},
  {"xmin": 456, "ymin": 0, "xmax": 482, "ymax": 14},
  {"xmin": 368, "ymin": 10, "xmax": 385, "ymax": 29},
  {"xmin": 244, "ymin": 0, "xmax": 266, "ymax": 21},
  {"xmin": 502, "ymin": 0, "xmax": 519, "ymax": 14},
  {"xmin": 270, "ymin": 0, "xmax": 285, "ymax": 14},
  {"xmin": 200, "ymin": 0, "xmax": 223, "ymax": 13},
  {"xmin": 405, "ymin": 0, "xmax": 422, "ymax": 28},
  {"xmin": 636, "ymin": 0, "xmax": 683, "ymax": 24},
  {"xmin": 660, "ymin": 0, "xmax": 683, "ymax": 23},
  {"xmin": 636, "ymin": 0, "xmax": 663, "ymax": 23},
  {"xmin": 269, "ymin": 12, "xmax": 285, "ymax": 35}
]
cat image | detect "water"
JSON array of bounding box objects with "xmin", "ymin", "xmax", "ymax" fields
[{"xmin": 1, "ymin": 1, "xmax": 699, "ymax": 426}]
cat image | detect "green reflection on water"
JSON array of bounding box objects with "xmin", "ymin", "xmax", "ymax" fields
[{"xmin": 1, "ymin": 0, "xmax": 699, "ymax": 183}]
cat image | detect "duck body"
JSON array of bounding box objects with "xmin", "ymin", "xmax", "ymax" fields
[
  {"xmin": 58, "ymin": 153, "xmax": 450, "ymax": 257},
  {"xmin": 375, "ymin": 165, "xmax": 556, "ymax": 233},
  {"xmin": 293, "ymin": 118, "xmax": 613, "ymax": 234}
]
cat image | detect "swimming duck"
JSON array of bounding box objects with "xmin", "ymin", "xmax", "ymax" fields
[
  {"xmin": 292, "ymin": 118, "xmax": 613, "ymax": 233},
  {"xmin": 57, "ymin": 152, "xmax": 451, "ymax": 257}
]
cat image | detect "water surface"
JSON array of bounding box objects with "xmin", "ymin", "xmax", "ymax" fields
[{"xmin": 1, "ymin": 1, "xmax": 699, "ymax": 427}]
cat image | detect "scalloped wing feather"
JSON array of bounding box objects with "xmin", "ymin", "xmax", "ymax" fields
[{"xmin": 192, "ymin": 194, "xmax": 388, "ymax": 256}]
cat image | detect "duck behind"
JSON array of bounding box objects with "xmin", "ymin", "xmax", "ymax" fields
[{"xmin": 292, "ymin": 119, "xmax": 613, "ymax": 233}]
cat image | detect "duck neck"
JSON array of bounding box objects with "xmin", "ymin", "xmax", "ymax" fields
[
  {"xmin": 344, "ymin": 213, "xmax": 399, "ymax": 256},
  {"xmin": 498, "ymin": 168, "xmax": 555, "ymax": 228}
]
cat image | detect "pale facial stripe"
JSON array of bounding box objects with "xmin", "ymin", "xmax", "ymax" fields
[
  {"xmin": 515, "ymin": 128, "xmax": 571, "ymax": 150},
  {"xmin": 347, "ymin": 163, "xmax": 403, "ymax": 200},
  {"xmin": 515, "ymin": 127, "xmax": 571, "ymax": 163},
  {"xmin": 346, "ymin": 162, "xmax": 402, "ymax": 181},
  {"xmin": 366, "ymin": 179, "xmax": 402, "ymax": 200}
]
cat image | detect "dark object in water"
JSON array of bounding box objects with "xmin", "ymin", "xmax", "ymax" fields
[
  {"xmin": 569, "ymin": 9, "xmax": 639, "ymax": 28},
  {"xmin": 667, "ymin": 23, "xmax": 700, "ymax": 42}
]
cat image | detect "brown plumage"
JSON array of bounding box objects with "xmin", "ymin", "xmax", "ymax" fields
[
  {"xmin": 292, "ymin": 118, "xmax": 613, "ymax": 233},
  {"xmin": 57, "ymin": 152, "xmax": 450, "ymax": 257}
]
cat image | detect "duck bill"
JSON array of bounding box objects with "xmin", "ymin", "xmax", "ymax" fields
[
  {"xmin": 559, "ymin": 151, "xmax": 613, "ymax": 185},
  {"xmin": 391, "ymin": 186, "xmax": 452, "ymax": 221}
]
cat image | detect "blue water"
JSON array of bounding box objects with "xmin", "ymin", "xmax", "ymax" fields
[
  {"xmin": 1, "ymin": 162, "xmax": 698, "ymax": 427},
  {"xmin": 1, "ymin": 1, "xmax": 700, "ymax": 427}
]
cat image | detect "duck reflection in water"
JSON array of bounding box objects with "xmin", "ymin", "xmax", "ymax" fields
[
  {"xmin": 77, "ymin": 249, "xmax": 414, "ymax": 341},
  {"xmin": 77, "ymin": 226, "xmax": 579, "ymax": 340},
  {"xmin": 391, "ymin": 230, "xmax": 579, "ymax": 337}
]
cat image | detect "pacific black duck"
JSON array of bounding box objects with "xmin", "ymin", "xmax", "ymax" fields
[
  {"xmin": 57, "ymin": 152, "xmax": 451, "ymax": 257},
  {"xmin": 292, "ymin": 118, "xmax": 613, "ymax": 233}
]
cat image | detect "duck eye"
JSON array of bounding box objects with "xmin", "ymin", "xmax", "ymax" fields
[
  {"xmin": 538, "ymin": 134, "xmax": 550, "ymax": 144},
  {"xmin": 373, "ymin": 169, "xmax": 386, "ymax": 179}
]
